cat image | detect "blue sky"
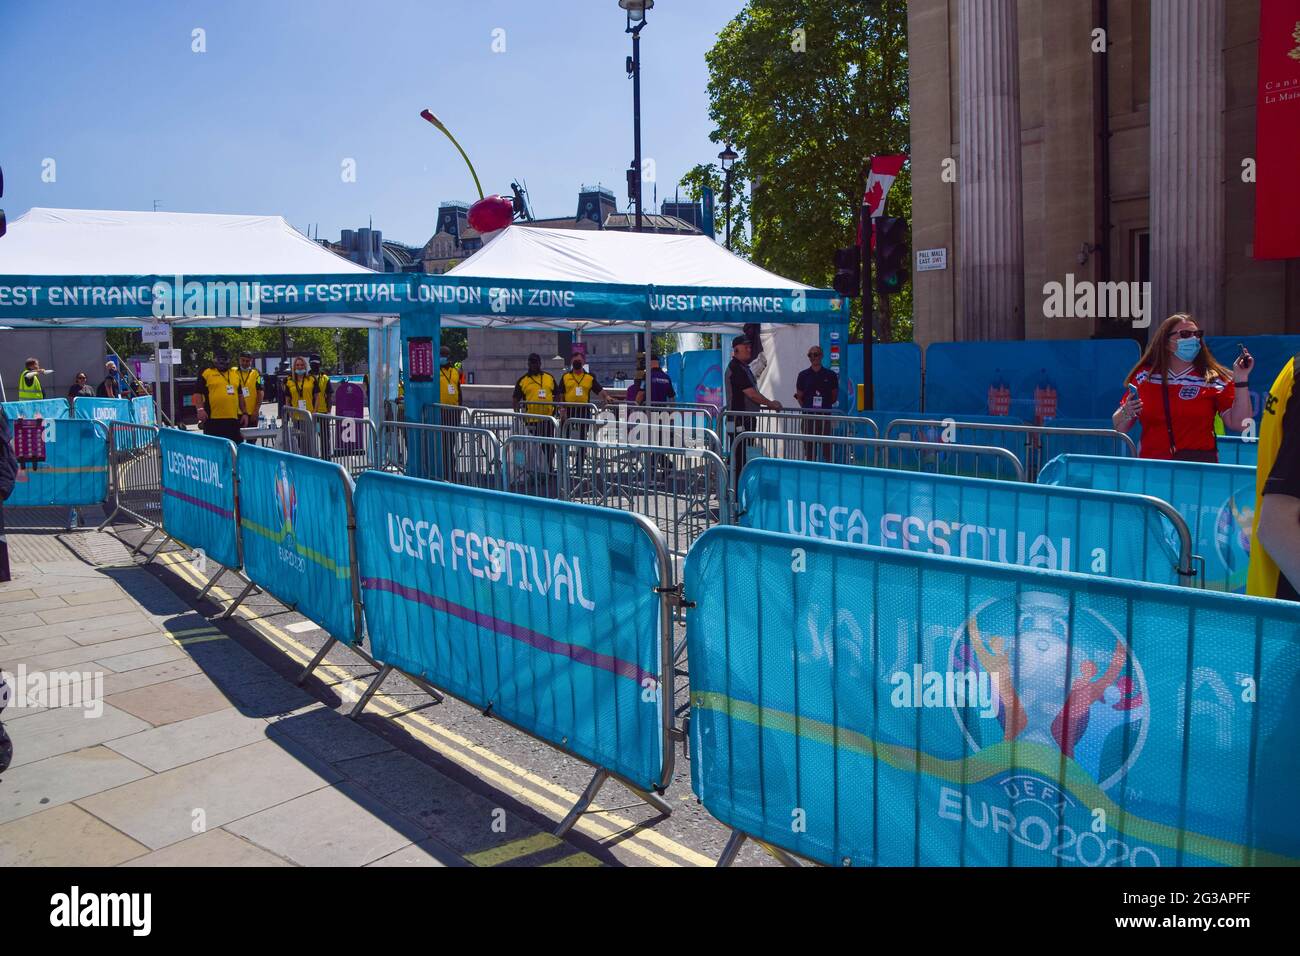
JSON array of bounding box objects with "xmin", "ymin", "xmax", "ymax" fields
[{"xmin": 0, "ymin": 0, "xmax": 746, "ymax": 246}]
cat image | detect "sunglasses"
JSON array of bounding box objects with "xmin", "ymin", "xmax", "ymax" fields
[{"xmin": 1173, "ymin": 329, "xmax": 1204, "ymax": 340}]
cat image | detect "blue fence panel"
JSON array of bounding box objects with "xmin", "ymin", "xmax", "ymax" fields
[
  {"xmin": 72, "ymin": 397, "xmax": 133, "ymax": 427},
  {"xmin": 1038, "ymin": 454, "xmax": 1256, "ymax": 593},
  {"xmin": 2, "ymin": 398, "xmax": 71, "ymax": 421},
  {"xmin": 238, "ymin": 445, "xmax": 359, "ymax": 645},
  {"xmin": 159, "ymin": 428, "xmax": 241, "ymax": 569},
  {"xmin": 681, "ymin": 349, "xmax": 724, "ymax": 411},
  {"xmin": 1217, "ymin": 436, "xmax": 1259, "ymax": 467},
  {"xmin": 354, "ymin": 471, "xmax": 669, "ymax": 790},
  {"xmin": 737, "ymin": 458, "xmax": 1187, "ymax": 584},
  {"xmin": 1039, "ymin": 417, "xmax": 1136, "ymax": 462},
  {"xmin": 878, "ymin": 412, "xmax": 1029, "ymax": 479},
  {"xmin": 925, "ymin": 339, "xmax": 1141, "ymax": 420},
  {"xmin": 685, "ymin": 525, "xmax": 1300, "ymax": 867},
  {"xmin": 1207, "ymin": 334, "xmax": 1300, "ymax": 424},
  {"xmin": 843, "ymin": 343, "xmax": 924, "ymax": 413},
  {"xmin": 131, "ymin": 395, "xmax": 157, "ymax": 427},
  {"xmin": 6, "ymin": 418, "xmax": 108, "ymax": 507}
]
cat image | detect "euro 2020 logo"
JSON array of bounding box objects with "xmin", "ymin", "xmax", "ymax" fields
[
  {"xmin": 274, "ymin": 460, "xmax": 297, "ymax": 540},
  {"xmin": 949, "ymin": 591, "xmax": 1149, "ymax": 793},
  {"xmin": 1213, "ymin": 484, "xmax": 1254, "ymax": 592}
]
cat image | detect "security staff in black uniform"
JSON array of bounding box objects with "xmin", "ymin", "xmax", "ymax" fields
[
  {"xmin": 727, "ymin": 334, "xmax": 781, "ymax": 490},
  {"xmin": 795, "ymin": 345, "xmax": 839, "ymax": 462}
]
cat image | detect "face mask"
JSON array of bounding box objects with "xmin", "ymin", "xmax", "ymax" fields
[
  {"xmin": 441, "ymin": 357, "xmax": 450, "ymax": 367},
  {"xmin": 572, "ymin": 362, "xmax": 583, "ymax": 371},
  {"xmin": 1174, "ymin": 337, "xmax": 1201, "ymax": 362}
]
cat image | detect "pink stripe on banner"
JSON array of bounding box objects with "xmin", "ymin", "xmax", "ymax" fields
[
  {"xmin": 362, "ymin": 576, "xmax": 653, "ymax": 685},
  {"xmin": 163, "ymin": 486, "xmax": 235, "ymax": 520}
]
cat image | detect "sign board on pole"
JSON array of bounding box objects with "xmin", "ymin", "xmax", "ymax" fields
[
  {"xmin": 916, "ymin": 248, "xmax": 948, "ymax": 272},
  {"xmin": 158, "ymin": 348, "xmax": 182, "ymax": 365},
  {"xmin": 142, "ymin": 322, "xmax": 170, "ymax": 343}
]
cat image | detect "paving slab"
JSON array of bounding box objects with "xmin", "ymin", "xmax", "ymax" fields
[
  {"xmin": 266, "ymin": 705, "xmax": 397, "ymax": 764},
  {"xmin": 13, "ymin": 631, "xmax": 170, "ymax": 671},
  {"xmin": 0, "ymin": 803, "xmax": 149, "ymax": 866},
  {"xmin": 106, "ymin": 673, "xmax": 234, "ymax": 727},
  {"xmin": 0, "ymin": 615, "xmax": 159, "ymax": 647},
  {"xmin": 107, "ymin": 707, "xmax": 270, "ymax": 772},
  {"xmin": 121, "ymin": 827, "xmax": 294, "ymax": 867},
  {"xmin": 0, "ymin": 746, "xmax": 152, "ymax": 825},
  {"xmin": 7, "ymin": 703, "xmax": 153, "ymax": 768},
  {"xmin": 37, "ymin": 599, "xmax": 140, "ymax": 626},
  {"xmin": 93, "ymin": 644, "xmax": 187, "ymax": 674},
  {"xmin": 76, "ymin": 738, "xmax": 342, "ymax": 850},
  {"xmin": 98, "ymin": 657, "xmax": 203, "ymax": 697},
  {"xmin": 366, "ymin": 839, "xmax": 459, "ymax": 867},
  {"xmin": 226, "ymin": 782, "xmax": 428, "ymax": 867}
]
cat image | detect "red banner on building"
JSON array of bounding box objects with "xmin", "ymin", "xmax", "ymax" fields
[{"xmin": 1254, "ymin": 0, "xmax": 1300, "ymax": 259}]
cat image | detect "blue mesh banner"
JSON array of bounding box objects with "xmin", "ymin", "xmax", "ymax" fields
[
  {"xmin": 160, "ymin": 428, "xmax": 240, "ymax": 569},
  {"xmin": 685, "ymin": 525, "xmax": 1300, "ymax": 867},
  {"xmin": 354, "ymin": 471, "xmax": 668, "ymax": 789},
  {"xmin": 844, "ymin": 343, "xmax": 924, "ymax": 412},
  {"xmin": 72, "ymin": 397, "xmax": 133, "ymax": 427},
  {"xmin": 924, "ymin": 339, "xmax": 1141, "ymax": 419},
  {"xmin": 737, "ymin": 458, "xmax": 1186, "ymax": 585},
  {"xmin": 6, "ymin": 418, "xmax": 108, "ymax": 507},
  {"xmin": 681, "ymin": 350, "xmax": 725, "ymax": 411},
  {"xmin": 131, "ymin": 396, "xmax": 157, "ymax": 426},
  {"xmin": 238, "ymin": 445, "xmax": 358, "ymax": 645},
  {"xmin": 1207, "ymin": 334, "xmax": 1300, "ymax": 423},
  {"xmin": 2, "ymin": 398, "xmax": 71, "ymax": 421},
  {"xmin": 1039, "ymin": 455, "xmax": 1255, "ymax": 593}
]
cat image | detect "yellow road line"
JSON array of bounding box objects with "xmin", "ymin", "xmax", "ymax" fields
[
  {"xmin": 464, "ymin": 833, "xmax": 560, "ymax": 867},
  {"xmin": 542, "ymin": 853, "xmax": 603, "ymax": 867},
  {"xmin": 157, "ymin": 551, "xmax": 710, "ymax": 868}
]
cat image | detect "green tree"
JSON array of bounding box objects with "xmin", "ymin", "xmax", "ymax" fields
[
  {"xmin": 699, "ymin": 0, "xmax": 911, "ymax": 341},
  {"xmin": 679, "ymin": 161, "xmax": 752, "ymax": 258}
]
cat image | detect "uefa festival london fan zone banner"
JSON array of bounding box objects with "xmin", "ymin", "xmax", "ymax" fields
[
  {"xmin": 237, "ymin": 445, "xmax": 358, "ymax": 645},
  {"xmin": 685, "ymin": 526, "xmax": 1300, "ymax": 867},
  {"xmin": 6, "ymin": 418, "xmax": 108, "ymax": 507},
  {"xmin": 353, "ymin": 471, "xmax": 668, "ymax": 790},
  {"xmin": 737, "ymin": 459, "xmax": 1186, "ymax": 586},
  {"xmin": 159, "ymin": 428, "xmax": 240, "ymax": 570},
  {"xmin": 1038, "ymin": 455, "xmax": 1255, "ymax": 593}
]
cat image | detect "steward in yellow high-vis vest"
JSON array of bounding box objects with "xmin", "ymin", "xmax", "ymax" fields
[
  {"xmin": 307, "ymin": 354, "xmax": 332, "ymax": 414},
  {"xmin": 1247, "ymin": 355, "xmax": 1300, "ymax": 601},
  {"xmin": 192, "ymin": 351, "xmax": 243, "ymax": 443},
  {"xmin": 559, "ymin": 356, "xmax": 603, "ymax": 409},
  {"xmin": 284, "ymin": 359, "xmax": 318, "ymax": 414},
  {"xmin": 513, "ymin": 353, "xmax": 557, "ymax": 418},
  {"xmin": 438, "ymin": 346, "xmax": 464, "ymax": 406},
  {"xmin": 18, "ymin": 359, "xmax": 46, "ymax": 401},
  {"xmin": 234, "ymin": 352, "xmax": 263, "ymax": 420}
]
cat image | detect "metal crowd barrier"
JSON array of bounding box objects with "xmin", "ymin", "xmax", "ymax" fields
[
  {"xmin": 734, "ymin": 457, "xmax": 1197, "ymax": 586},
  {"xmin": 310, "ymin": 412, "xmax": 381, "ymax": 477},
  {"xmin": 468, "ymin": 408, "xmax": 561, "ymax": 448},
  {"xmin": 378, "ymin": 419, "xmax": 504, "ymax": 489},
  {"xmin": 730, "ymin": 431, "xmax": 1027, "ymax": 490},
  {"xmin": 98, "ymin": 422, "xmax": 163, "ymax": 538},
  {"xmin": 502, "ymin": 432, "xmax": 729, "ymax": 557},
  {"xmin": 684, "ymin": 524, "xmax": 1300, "ymax": 867},
  {"xmin": 722, "ymin": 408, "xmax": 880, "ymax": 455},
  {"xmin": 885, "ymin": 418, "xmax": 1137, "ymax": 480},
  {"xmin": 560, "ymin": 415, "xmax": 724, "ymax": 457},
  {"xmin": 282, "ymin": 407, "xmax": 317, "ymax": 457},
  {"xmin": 420, "ymin": 402, "xmax": 472, "ymax": 428}
]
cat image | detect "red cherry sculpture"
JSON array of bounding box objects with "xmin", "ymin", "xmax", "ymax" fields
[{"xmin": 468, "ymin": 195, "xmax": 514, "ymax": 234}]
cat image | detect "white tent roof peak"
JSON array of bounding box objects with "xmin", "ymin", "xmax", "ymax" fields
[
  {"xmin": 447, "ymin": 225, "xmax": 819, "ymax": 291},
  {"xmin": 0, "ymin": 207, "xmax": 373, "ymax": 276}
]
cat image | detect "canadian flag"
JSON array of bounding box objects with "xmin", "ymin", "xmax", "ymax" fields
[{"xmin": 859, "ymin": 154, "xmax": 908, "ymax": 247}]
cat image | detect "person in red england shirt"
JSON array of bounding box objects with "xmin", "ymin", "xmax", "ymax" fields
[{"xmin": 1112, "ymin": 313, "xmax": 1254, "ymax": 462}]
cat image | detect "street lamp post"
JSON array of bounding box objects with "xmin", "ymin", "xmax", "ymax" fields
[
  {"xmin": 718, "ymin": 141, "xmax": 738, "ymax": 250},
  {"xmin": 621, "ymin": 0, "xmax": 652, "ymax": 234}
]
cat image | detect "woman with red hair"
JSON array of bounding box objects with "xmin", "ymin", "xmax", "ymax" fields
[{"xmin": 1113, "ymin": 314, "xmax": 1254, "ymax": 462}]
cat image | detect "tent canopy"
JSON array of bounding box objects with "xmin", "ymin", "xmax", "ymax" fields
[{"xmin": 439, "ymin": 226, "xmax": 833, "ymax": 333}]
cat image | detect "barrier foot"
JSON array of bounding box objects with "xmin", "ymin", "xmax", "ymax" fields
[
  {"xmin": 196, "ymin": 564, "xmax": 228, "ymax": 601},
  {"xmin": 759, "ymin": 841, "xmax": 803, "ymax": 868},
  {"xmin": 349, "ymin": 664, "xmax": 393, "ymax": 720},
  {"xmin": 717, "ymin": 830, "xmax": 747, "ymax": 868},
  {"xmin": 218, "ymin": 577, "xmax": 256, "ymax": 620},
  {"xmin": 141, "ymin": 532, "xmax": 173, "ymax": 564},
  {"xmin": 297, "ymin": 637, "xmax": 337, "ymax": 685},
  {"xmin": 407, "ymin": 675, "xmax": 445, "ymax": 705},
  {"xmin": 555, "ymin": 769, "xmax": 609, "ymax": 838}
]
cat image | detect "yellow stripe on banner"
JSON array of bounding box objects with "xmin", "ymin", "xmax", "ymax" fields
[
  {"xmin": 156, "ymin": 551, "xmax": 710, "ymax": 868},
  {"xmin": 464, "ymin": 833, "xmax": 561, "ymax": 867},
  {"xmin": 239, "ymin": 516, "xmax": 351, "ymax": 579}
]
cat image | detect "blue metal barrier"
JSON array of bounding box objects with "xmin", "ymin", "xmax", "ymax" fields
[
  {"xmin": 1039, "ymin": 454, "xmax": 1256, "ymax": 593},
  {"xmin": 237, "ymin": 444, "xmax": 360, "ymax": 646},
  {"xmin": 352, "ymin": 470, "xmax": 676, "ymax": 829},
  {"xmin": 737, "ymin": 458, "xmax": 1193, "ymax": 585},
  {"xmin": 5, "ymin": 418, "xmax": 108, "ymax": 507},
  {"xmin": 685, "ymin": 524, "xmax": 1300, "ymax": 867},
  {"xmin": 1, "ymin": 398, "xmax": 71, "ymax": 421},
  {"xmin": 156, "ymin": 428, "xmax": 241, "ymax": 573},
  {"xmin": 1217, "ymin": 436, "xmax": 1259, "ymax": 467}
]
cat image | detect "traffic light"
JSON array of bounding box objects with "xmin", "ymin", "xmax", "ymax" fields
[
  {"xmin": 833, "ymin": 246, "xmax": 861, "ymax": 298},
  {"xmin": 874, "ymin": 216, "xmax": 909, "ymax": 295}
]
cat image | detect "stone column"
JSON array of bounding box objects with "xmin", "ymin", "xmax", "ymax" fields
[
  {"xmin": 1150, "ymin": 0, "xmax": 1224, "ymax": 333},
  {"xmin": 958, "ymin": 0, "xmax": 1025, "ymax": 341}
]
